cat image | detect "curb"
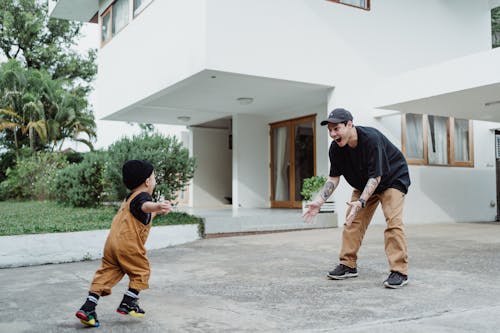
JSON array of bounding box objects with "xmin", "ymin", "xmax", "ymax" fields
[{"xmin": 0, "ymin": 224, "xmax": 200, "ymax": 268}]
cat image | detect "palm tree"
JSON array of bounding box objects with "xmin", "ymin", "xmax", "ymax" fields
[
  {"xmin": 0, "ymin": 104, "xmax": 47, "ymax": 157},
  {"xmin": 0, "ymin": 61, "xmax": 48, "ymax": 155},
  {"xmin": 42, "ymin": 81, "xmax": 96, "ymax": 151},
  {"xmin": 0, "ymin": 59, "xmax": 96, "ymax": 153}
]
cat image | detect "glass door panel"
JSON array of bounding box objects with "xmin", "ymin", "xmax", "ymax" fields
[
  {"xmin": 294, "ymin": 121, "xmax": 314, "ymax": 201},
  {"xmin": 272, "ymin": 126, "xmax": 290, "ymax": 202}
]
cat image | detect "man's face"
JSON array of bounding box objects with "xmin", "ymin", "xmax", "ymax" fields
[{"xmin": 327, "ymin": 122, "xmax": 352, "ymax": 147}]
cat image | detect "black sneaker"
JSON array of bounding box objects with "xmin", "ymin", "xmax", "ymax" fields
[
  {"xmin": 384, "ymin": 271, "xmax": 408, "ymax": 289},
  {"xmin": 117, "ymin": 297, "xmax": 146, "ymax": 318},
  {"xmin": 75, "ymin": 309, "xmax": 100, "ymax": 327},
  {"xmin": 327, "ymin": 264, "xmax": 358, "ymax": 280}
]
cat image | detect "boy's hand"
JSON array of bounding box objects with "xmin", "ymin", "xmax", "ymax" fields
[{"xmin": 156, "ymin": 200, "xmax": 173, "ymax": 215}]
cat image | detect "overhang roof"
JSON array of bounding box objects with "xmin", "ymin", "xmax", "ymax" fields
[
  {"xmin": 48, "ymin": 0, "xmax": 98, "ymax": 23},
  {"xmin": 103, "ymin": 70, "xmax": 333, "ymax": 126},
  {"xmin": 372, "ymin": 48, "xmax": 500, "ymax": 123}
]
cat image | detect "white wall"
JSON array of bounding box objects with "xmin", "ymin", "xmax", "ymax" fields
[
  {"xmin": 191, "ymin": 127, "xmax": 232, "ymax": 208},
  {"xmin": 97, "ymin": 0, "xmax": 207, "ymax": 117},
  {"xmin": 97, "ymin": 0, "xmax": 492, "ymax": 114},
  {"xmin": 206, "ymin": 0, "xmax": 490, "ymax": 90},
  {"xmin": 232, "ymin": 114, "xmax": 269, "ymax": 208},
  {"xmin": 206, "ymin": 0, "xmax": 372, "ymax": 88}
]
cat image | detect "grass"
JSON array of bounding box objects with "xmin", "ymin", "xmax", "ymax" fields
[{"xmin": 0, "ymin": 201, "xmax": 203, "ymax": 236}]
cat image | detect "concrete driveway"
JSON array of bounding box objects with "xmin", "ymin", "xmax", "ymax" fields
[{"xmin": 1, "ymin": 222, "xmax": 499, "ymax": 332}]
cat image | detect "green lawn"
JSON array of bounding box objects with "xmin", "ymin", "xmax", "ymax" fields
[{"xmin": 0, "ymin": 201, "xmax": 203, "ymax": 236}]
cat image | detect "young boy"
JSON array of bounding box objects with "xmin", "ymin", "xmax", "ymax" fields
[{"xmin": 75, "ymin": 159, "xmax": 172, "ymax": 327}]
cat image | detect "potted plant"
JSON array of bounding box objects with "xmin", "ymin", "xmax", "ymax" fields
[{"xmin": 301, "ymin": 176, "xmax": 335, "ymax": 214}]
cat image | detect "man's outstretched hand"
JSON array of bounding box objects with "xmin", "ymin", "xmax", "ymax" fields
[
  {"xmin": 345, "ymin": 200, "xmax": 362, "ymax": 226},
  {"xmin": 302, "ymin": 201, "xmax": 321, "ymax": 224}
]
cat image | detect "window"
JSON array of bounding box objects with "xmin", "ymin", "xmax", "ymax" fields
[
  {"xmin": 492, "ymin": 7, "xmax": 500, "ymax": 48},
  {"xmin": 100, "ymin": 0, "xmax": 129, "ymax": 45},
  {"xmin": 402, "ymin": 113, "xmax": 473, "ymax": 167},
  {"xmin": 101, "ymin": 0, "xmax": 153, "ymax": 46},
  {"xmin": 112, "ymin": 0, "xmax": 129, "ymax": 36},
  {"xmin": 101, "ymin": 9, "xmax": 111, "ymax": 43},
  {"xmin": 134, "ymin": 0, "xmax": 153, "ymax": 17},
  {"xmin": 327, "ymin": 0, "xmax": 370, "ymax": 10}
]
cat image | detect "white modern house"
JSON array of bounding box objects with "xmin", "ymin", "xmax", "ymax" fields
[{"xmin": 49, "ymin": 0, "xmax": 500, "ymax": 232}]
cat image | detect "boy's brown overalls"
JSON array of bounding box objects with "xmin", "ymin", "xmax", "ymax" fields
[{"xmin": 90, "ymin": 192, "xmax": 152, "ymax": 296}]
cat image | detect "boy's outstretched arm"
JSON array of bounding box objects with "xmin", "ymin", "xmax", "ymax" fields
[{"xmin": 142, "ymin": 200, "xmax": 173, "ymax": 218}]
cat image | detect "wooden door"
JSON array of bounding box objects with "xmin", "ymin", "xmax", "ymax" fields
[{"xmin": 270, "ymin": 115, "xmax": 316, "ymax": 208}]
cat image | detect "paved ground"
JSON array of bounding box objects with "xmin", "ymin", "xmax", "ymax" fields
[{"xmin": 1, "ymin": 222, "xmax": 499, "ymax": 332}]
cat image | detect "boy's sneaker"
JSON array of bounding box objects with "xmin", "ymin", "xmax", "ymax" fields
[
  {"xmin": 75, "ymin": 309, "xmax": 100, "ymax": 327},
  {"xmin": 327, "ymin": 264, "xmax": 358, "ymax": 280},
  {"xmin": 384, "ymin": 271, "xmax": 408, "ymax": 289},
  {"xmin": 117, "ymin": 297, "xmax": 146, "ymax": 318}
]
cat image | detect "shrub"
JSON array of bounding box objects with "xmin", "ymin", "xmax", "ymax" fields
[
  {"xmin": 0, "ymin": 152, "xmax": 68, "ymax": 200},
  {"xmin": 54, "ymin": 151, "xmax": 106, "ymax": 207},
  {"xmin": 106, "ymin": 132, "xmax": 196, "ymax": 201},
  {"xmin": 301, "ymin": 175, "xmax": 327, "ymax": 201}
]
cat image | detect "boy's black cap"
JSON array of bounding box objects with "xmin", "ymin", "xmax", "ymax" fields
[
  {"xmin": 320, "ymin": 108, "xmax": 353, "ymax": 126},
  {"xmin": 122, "ymin": 160, "xmax": 154, "ymax": 190}
]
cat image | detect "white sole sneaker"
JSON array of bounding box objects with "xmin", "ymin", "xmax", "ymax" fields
[
  {"xmin": 384, "ymin": 279, "xmax": 408, "ymax": 289},
  {"xmin": 326, "ymin": 272, "xmax": 358, "ymax": 280}
]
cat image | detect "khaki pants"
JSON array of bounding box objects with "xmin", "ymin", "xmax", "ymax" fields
[{"xmin": 340, "ymin": 188, "xmax": 408, "ymax": 275}]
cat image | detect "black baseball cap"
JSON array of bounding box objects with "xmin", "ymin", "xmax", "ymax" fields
[{"xmin": 320, "ymin": 108, "xmax": 353, "ymax": 126}]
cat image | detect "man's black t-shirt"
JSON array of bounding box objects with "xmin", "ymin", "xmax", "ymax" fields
[
  {"xmin": 126, "ymin": 191, "xmax": 152, "ymax": 225},
  {"xmin": 329, "ymin": 126, "xmax": 410, "ymax": 194}
]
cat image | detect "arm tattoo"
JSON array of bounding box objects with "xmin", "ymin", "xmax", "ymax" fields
[
  {"xmin": 360, "ymin": 177, "xmax": 380, "ymax": 201},
  {"xmin": 319, "ymin": 181, "xmax": 335, "ymax": 202}
]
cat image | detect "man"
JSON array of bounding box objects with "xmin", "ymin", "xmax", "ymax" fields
[{"xmin": 303, "ymin": 108, "xmax": 410, "ymax": 288}]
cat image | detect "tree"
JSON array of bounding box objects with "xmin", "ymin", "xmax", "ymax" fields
[
  {"xmin": 0, "ymin": 0, "xmax": 97, "ymax": 153},
  {"xmin": 0, "ymin": 59, "xmax": 96, "ymax": 155},
  {"xmin": 0, "ymin": 0, "xmax": 96, "ymax": 84},
  {"xmin": 0, "ymin": 60, "xmax": 48, "ymax": 156}
]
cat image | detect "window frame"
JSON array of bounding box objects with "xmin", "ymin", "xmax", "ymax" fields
[
  {"xmin": 326, "ymin": 0, "xmax": 371, "ymax": 11},
  {"xmin": 100, "ymin": 5, "xmax": 113, "ymax": 46},
  {"xmin": 101, "ymin": 0, "xmax": 154, "ymax": 47},
  {"xmin": 401, "ymin": 113, "xmax": 474, "ymax": 167},
  {"xmin": 133, "ymin": 0, "xmax": 154, "ymax": 17},
  {"xmin": 111, "ymin": 0, "xmax": 130, "ymax": 37}
]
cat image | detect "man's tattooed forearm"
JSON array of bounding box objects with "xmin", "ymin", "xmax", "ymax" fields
[
  {"xmin": 360, "ymin": 177, "xmax": 380, "ymax": 200},
  {"xmin": 320, "ymin": 181, "xmax": 335, "ymax": 202}
]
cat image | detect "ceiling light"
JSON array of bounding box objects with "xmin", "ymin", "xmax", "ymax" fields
[
  {"xmin": 237, "ymin": 97, "xmax": 254, "ymax": 105},
  {"xmin": 177, "ymin": 116, "xmax": 191, "ymax": 122}
]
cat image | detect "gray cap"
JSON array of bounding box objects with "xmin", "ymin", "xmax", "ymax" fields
[{"xmin": 320, "ymin": 108, "xmax": 353, "ymax": 126}]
